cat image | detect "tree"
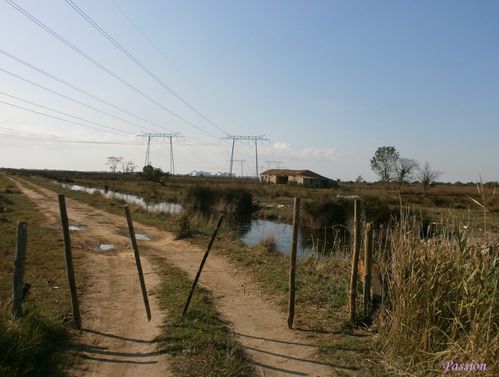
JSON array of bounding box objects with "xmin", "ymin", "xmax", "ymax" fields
[
  {"xmin": 418, "ymin": 162, "xmax": 442, "ymax": 192},
  {"xmin": 105, "ymin": 156, "xmax": 123, "ymax": 173},
  {"xmin": 124, "ymin": 161, "xmax": 137, "ymax": 173},
  {"xmin": 395, "ymin": 158, "xmax": 419, "ymax": 191},
  {"xmin": 370, "ymin": 146, "xmax": 399, "ymax": 187},
  {"xmin": 142, "ymin": 165, "xmax": 166, "ymax": 183}
]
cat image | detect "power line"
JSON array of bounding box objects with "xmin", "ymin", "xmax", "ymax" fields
[
  {"xmin": 4, "ymin": 0, "xmax": 219, "ymax": 139},
  {"xmin": 0, "ymin": 48, "xmax": 168, "ymax": 133},
  {"xmin": 65, "ymin": 0, "xmax": 229, "ymax": 136},
  {"xmin": 0, "ymin": 129, "xmax": 141, "ymax": 145},
  {"xmin": 0, "ymin": 99, "xmax": 129, "ymax": 136},
  {"xmin": 0, "ymin": 67, "xmax": 158, "ymax": 134},
  {"xmin": 0, "ymin": 91, "xmax": 132, "ymax": 136}
]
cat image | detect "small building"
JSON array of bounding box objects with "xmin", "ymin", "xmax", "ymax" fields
[{"xmin": 260, "ymin": 169, "xmax": 335, "ymax": 188}]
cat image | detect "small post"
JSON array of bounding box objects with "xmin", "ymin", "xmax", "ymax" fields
[
  {"xmin": 124, "ymin": 205, "xmax": 152, "ymax": 321},
  {"xmin": 363, "ymin": 223, "xmax": 373, "ymax": 318},
  {"xmin": 58, "ymin": 194, "xmax": 81, "ymax": 329},
  {"xmin": 183, "ymin": 215, "xmax": 224, "ymax": 316},
  {"xmin": 287, "ymin": 197, "xmax": 301, "ymax": 329},
  {"xmin": 12, "ymin": 221, "xmax": 27, "ymax": 319},
  {"xmin": 349, "ymin": 199, "xmax": 361, "ymax": 323}
]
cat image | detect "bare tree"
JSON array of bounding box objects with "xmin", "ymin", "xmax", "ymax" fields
[
  {"xmin": 395, "ymin": 158, "xmax": 419, "ymax": 191},
  {"xmin": 105, "ymin": 156, "xmax": 123, "ymax": 173},
  {"xmin": 418, "ymin": 162, "xmax": 442, "ymax": 192},
  {"xmin": 125, "ymin": 161, "xmax": 137, "ymax": 173}
]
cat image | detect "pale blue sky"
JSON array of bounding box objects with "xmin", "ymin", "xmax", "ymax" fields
[{"xmin": 0, "ymin": 0, "xmax": 498, "ymax": 181}]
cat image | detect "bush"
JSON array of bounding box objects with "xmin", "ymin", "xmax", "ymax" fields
[{"xmin": 183, "ymin": 186, "xmax": 254, "ymax": 216}]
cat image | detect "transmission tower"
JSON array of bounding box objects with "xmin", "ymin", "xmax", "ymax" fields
[
  {"xmin": 231, "ymin": 159, "xmax": 246, "ymax": 177},
  {"xmin": 265, "ymin": 160, "xmax": 284, "ymax": 170},
  {"xmin": 221, "ymin": 135, "xmax": 269, "ymax": 178},
  {"xmin": 138, "ymin": 132, "xmax": 182, "ymax": 173}
]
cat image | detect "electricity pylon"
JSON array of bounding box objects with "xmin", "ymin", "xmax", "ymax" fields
[
  {"xmin": 221, "ymin": 135, "xmax": 269, "ymax": 178},
  {"xmin": 138, "ymin": 132, "xmax": 182, "ymax": 173},
  {"xmin": 231, "ymin": 159, "xmax": 246, "ymax": 177},
  {"xmin": 265, "ymin": 160, "xmax": 283, "ymax": 170}
]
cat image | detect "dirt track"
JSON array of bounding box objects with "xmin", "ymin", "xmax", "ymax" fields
[{"xmin": 13, "ymin": 178, "xmax": 350, "ymax": 377}]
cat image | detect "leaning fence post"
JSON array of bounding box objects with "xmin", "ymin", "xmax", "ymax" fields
[
  {"xmin": 363, "ymin": 222, "xmax": 373, "ymax": 318},
  {"xmin": 58, "ymin": 194, "xmax": 81, "ymax": 329},
  {"xmin": 12, "ymin": 221, "xmax": 27, "ymax": 319},
  {"xmin": 288, "ymin": 197, "xmax": 301, "ymax": 329},
  {"xmin": 183, "ymin": 215, "xmax": 224, "ymax": 316},
  {"xmin": 124, "ymin": 205, "xmax": 152, "ymax": 322},
  {"xmin": 349, "ymin": 199, "xmax": 361, "ymax": 323}
]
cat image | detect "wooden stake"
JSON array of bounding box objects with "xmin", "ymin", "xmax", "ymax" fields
[
  {"xmin": 363, "ymin": 223, "xmax": 373, "ymax": 318},
  {"xmin": 58, "ymin": 194, "xmax": 81, "ymax": 329},
  {"xmin": 349, "ymin": 199, "xmax": 361, "ymax": 323},
  {"xmin": 124, "ymin": 205, "xmax": 152, "ymax": 321},
  {"xmin": 287, "ymin": 197, "xmax": 301, "ymax": 329},
  {"xmin": 12, "ymin": 221, "xmax": 27, "ymax": 319},
  {"xmin": 183, "ymin": 215, "xmax": 224, "ymax": 316}
]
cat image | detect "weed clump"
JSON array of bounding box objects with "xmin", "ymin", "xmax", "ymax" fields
[
  {"xmin": 0, "ymin": 307, "xmax": 67, "ymax": 377},
  {"xmin": 260, "ymin": 235, "xmax": 278, "ymax": 253}
]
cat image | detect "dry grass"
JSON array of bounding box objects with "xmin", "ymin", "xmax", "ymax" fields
[{"xmin": 376, "ymin": 212, "xmax": 498, "ymax": 376}]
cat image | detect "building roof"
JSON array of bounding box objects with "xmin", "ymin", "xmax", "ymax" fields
[{"xmin": 260, "ymin": 169, "xmax": 328, "ymax": 179}]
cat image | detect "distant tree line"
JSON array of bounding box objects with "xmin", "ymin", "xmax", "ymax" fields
[
  {"xmin": 370, "ymin": 146, "xmax": 442, "ymax": 191},
  {"xmin": 105, "ymin": 156, "xmax": 136, "ymax": 174}
]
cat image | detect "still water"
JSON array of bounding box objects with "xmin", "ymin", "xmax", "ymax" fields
[
  {"xmin": 61, "ymin": 183, "xmax": 182, "ymax": 214},
  {"xmin": 60, "ymin": 183, "xmax": 347, "ymax": 256}
]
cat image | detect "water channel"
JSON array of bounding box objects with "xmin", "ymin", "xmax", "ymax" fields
[{"xmin": 60, "ymin": 183, "xmax": 347, "ymax": 256}]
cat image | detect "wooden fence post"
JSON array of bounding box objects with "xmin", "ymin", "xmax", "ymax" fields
[
  {"xmin": 363, "ymin": 223, "xmax": 373, "ymax": 318},
  {"xmin": 183, "ymin": 215, "xmax": 224, "ymax": 316},
  {"xmin": 349, "ymin": 199, "xmax": 361, "ymax": 323},
  {"xmin": 124, "ymin": 205, "xmax": 152, "ymax": 322},
  {"xmin": 287, "ymin": 197, "xmax": 301, "ymax": 329},
  {"xmin": 12, "ymin": 221, "xmax": 27, "ymax": 319},
  {"xmin": 58, "ymin": 194, "xmax": 81, "ymax": 329}
]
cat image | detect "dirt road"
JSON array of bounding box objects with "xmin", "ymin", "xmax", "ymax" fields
[{"xmin": 14, "ymin": 178, "xmax": 349, "ymax": 376}]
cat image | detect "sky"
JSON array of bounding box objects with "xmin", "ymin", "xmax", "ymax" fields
[{"xmin": 0, "ymin": 0, "xmax": 498, "ymax": 182}]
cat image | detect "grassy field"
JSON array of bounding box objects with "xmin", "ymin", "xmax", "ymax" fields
[
  {"xmin": 3, "ymin": 169, "xmax": 497, "ymax": 376},
  {"xmin": 10, "ymin": 168, "xmax": 498, "ymax": 232},
  {"xmin": 14, "ymin": 172, "xmax": 384, "ymax": 375},
  {"xmin": 0, "ymin": 175, "xmax": 77, "ymax": 377}
]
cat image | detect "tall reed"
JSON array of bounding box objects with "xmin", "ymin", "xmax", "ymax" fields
[{"xmin": 377, "ymin": 213, "xmax": 497, "ymax": 376}]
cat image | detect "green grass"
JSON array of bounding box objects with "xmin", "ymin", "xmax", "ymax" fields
[
  {"xmin": 0, "ymin": 175, "xmax": 77, "ymax": 377},
  {"xmin": 152, "ymin": 257, "xmax": 256, "ymax": 377}
]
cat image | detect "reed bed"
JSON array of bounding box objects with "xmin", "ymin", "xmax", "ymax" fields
[{"xmin": 376, "ymin": 213, "xmax": 497, "ymax": 376}]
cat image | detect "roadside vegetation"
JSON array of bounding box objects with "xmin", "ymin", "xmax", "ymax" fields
[
  {"xmin": 0, "ymin": 175, "xmax": 77, "ymax": 377},
  {"xmin": 377, "ymin": 214, "xmax": 498, "ymax": 376},
  {"xmin": 152, "ymin": 258, "xmax": 256, "ymax": 377},
  {"xmin": 4, "ymin": 169, "xmax": 498, "ymax": 376}
]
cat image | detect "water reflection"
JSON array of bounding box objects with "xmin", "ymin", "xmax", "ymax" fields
[
  {"xmin": 237, "ymin": 219, "xmax": 350, "ymax": 256},
  {"xmin": 61, "ymin": 183, "xmax": 182, "ymax": 214}
]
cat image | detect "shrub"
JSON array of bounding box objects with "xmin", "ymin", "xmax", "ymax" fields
[{"xmin": 183, "ymin": 186, "xmax": 254, "ymax": 216}]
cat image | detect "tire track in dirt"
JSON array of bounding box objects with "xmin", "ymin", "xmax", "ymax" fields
[{"xmin": 15, "ymin": 179, "xmax": 357, "ymax": 376}]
